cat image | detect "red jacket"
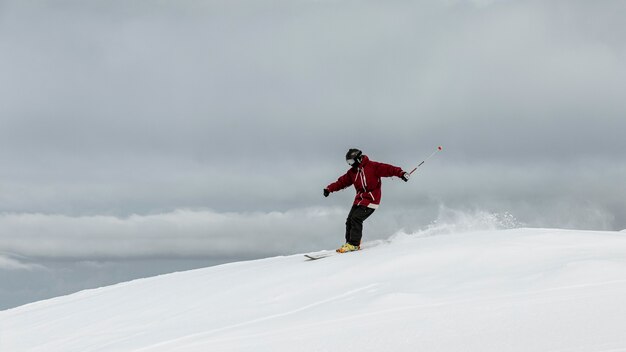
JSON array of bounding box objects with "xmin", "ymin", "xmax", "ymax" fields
[{"xmin": 326, "ymin": 155, "xmax": 405, "ymax": 209}]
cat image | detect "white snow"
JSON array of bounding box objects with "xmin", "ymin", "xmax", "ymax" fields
[{"xmin": 2, "ymin": 228, "xmax": 626, "ymax": 352}]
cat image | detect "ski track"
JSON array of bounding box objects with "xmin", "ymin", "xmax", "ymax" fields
[
  {"xmin": 131, "ymin": 283, "xmax": 380, "ymax": 352},
  {"xmin": 168, "ymin": 279, "xmax": 626, "ymax": 349},
  {"xmin": 546, "ymin": 346, "xmax": 626, "ymax": 352},
  {"xmin": 132, "ymin": 278, "xmax": 626, "ymax": 352}
]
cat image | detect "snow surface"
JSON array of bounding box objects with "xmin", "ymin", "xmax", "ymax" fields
[{"xmin": 2, "ymin": 228, "xmax": 626, "ymax": 352}]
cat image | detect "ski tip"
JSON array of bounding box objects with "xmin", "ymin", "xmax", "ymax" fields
[{"xmin": 305, "ymin": 253, "xmax": 332, "ymax": 260}]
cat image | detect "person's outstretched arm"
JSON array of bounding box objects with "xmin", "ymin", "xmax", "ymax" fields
[
  {"xmin": 373, "ymin": 161, "xmax": 410, "ymax": 182},
  {"xmin": 324, "ymin": 171, "xmax": 354, "ymax": 196}
]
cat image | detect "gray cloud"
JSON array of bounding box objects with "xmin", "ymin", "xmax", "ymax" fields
[
  {"xmin": 0, "ymin": 208, "xmax": 348, "ymax": 259},
  {"xmin": 0, "ymin": 254, "xmax": 43, "ymax": 271}
]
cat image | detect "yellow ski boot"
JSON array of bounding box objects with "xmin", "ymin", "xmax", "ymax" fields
[{"xmin": 336, "ymin": 243, "xmax": 360, "ymax": 253}]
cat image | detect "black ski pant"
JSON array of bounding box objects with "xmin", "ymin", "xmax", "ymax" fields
[{"xmin": 345, "ymin": 205, "xmax": 375, "ymax": 246}]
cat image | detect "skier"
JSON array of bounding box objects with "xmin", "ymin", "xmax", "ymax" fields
[{"xmin": 324, "ymin": 148, "xmax": 410, "ymax": 253}]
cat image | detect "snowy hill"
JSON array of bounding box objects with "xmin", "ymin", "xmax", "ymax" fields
[{"xmin": 2, "ymin": 228, "xmax": 626, "ymax": 352}]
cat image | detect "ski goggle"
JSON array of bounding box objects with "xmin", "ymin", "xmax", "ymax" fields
[{"xmin": 346, "ymin": 158, "xmax": 356, "ymax": 166}]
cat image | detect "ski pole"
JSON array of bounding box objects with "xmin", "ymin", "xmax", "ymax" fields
[{"xmin": 409, "ymin": 146, "xmax": 443, "ymax": 175}]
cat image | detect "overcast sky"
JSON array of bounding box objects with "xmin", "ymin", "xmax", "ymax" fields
[{"xmin": 1, "ymin": 0, "xmax": 625, "ymax": 309}]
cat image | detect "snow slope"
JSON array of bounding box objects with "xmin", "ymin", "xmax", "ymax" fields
[{"xmin": 2, "ymin": 228, "xmax": 626, "ymax": 352}]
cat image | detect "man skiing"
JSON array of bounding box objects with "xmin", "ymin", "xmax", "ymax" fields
[{"xmin": 324, "ymin": 148, "xmax": 410, "ymax": 253}]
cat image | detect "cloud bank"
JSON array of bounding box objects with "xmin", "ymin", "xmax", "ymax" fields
[{"xmin": 0, "ymin": 208, "xmax": 346, "ymax": 260}]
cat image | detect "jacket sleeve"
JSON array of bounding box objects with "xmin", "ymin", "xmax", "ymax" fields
[
  {"xmin": 373, "ymin": 161, "xmax": 405, "ymax": 178},
  {"xmin": 326, "ymin": 171, "xmax": 354, "ymax": 192}
]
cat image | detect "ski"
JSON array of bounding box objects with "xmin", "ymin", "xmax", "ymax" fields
[
  {"xmin": 304, "ymin": 248, "xmax": 363, "ymax": 260},
  {"xmin": 304, "ymin": 251, "xmax": 335, "ymax": 260}
]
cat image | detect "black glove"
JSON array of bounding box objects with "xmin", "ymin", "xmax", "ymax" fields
[
  {"xmin": 323, "ymin": 188, "xmax": 330, "ymax": 197},
  {"xmin": 401, "ymin": 172, "xmax": 410, "ymax": 182}
]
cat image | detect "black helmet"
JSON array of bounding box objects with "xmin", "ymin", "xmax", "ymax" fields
[{"xmin": 345, "ymin": 148, "xmax": 362, "ymax": 166}]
